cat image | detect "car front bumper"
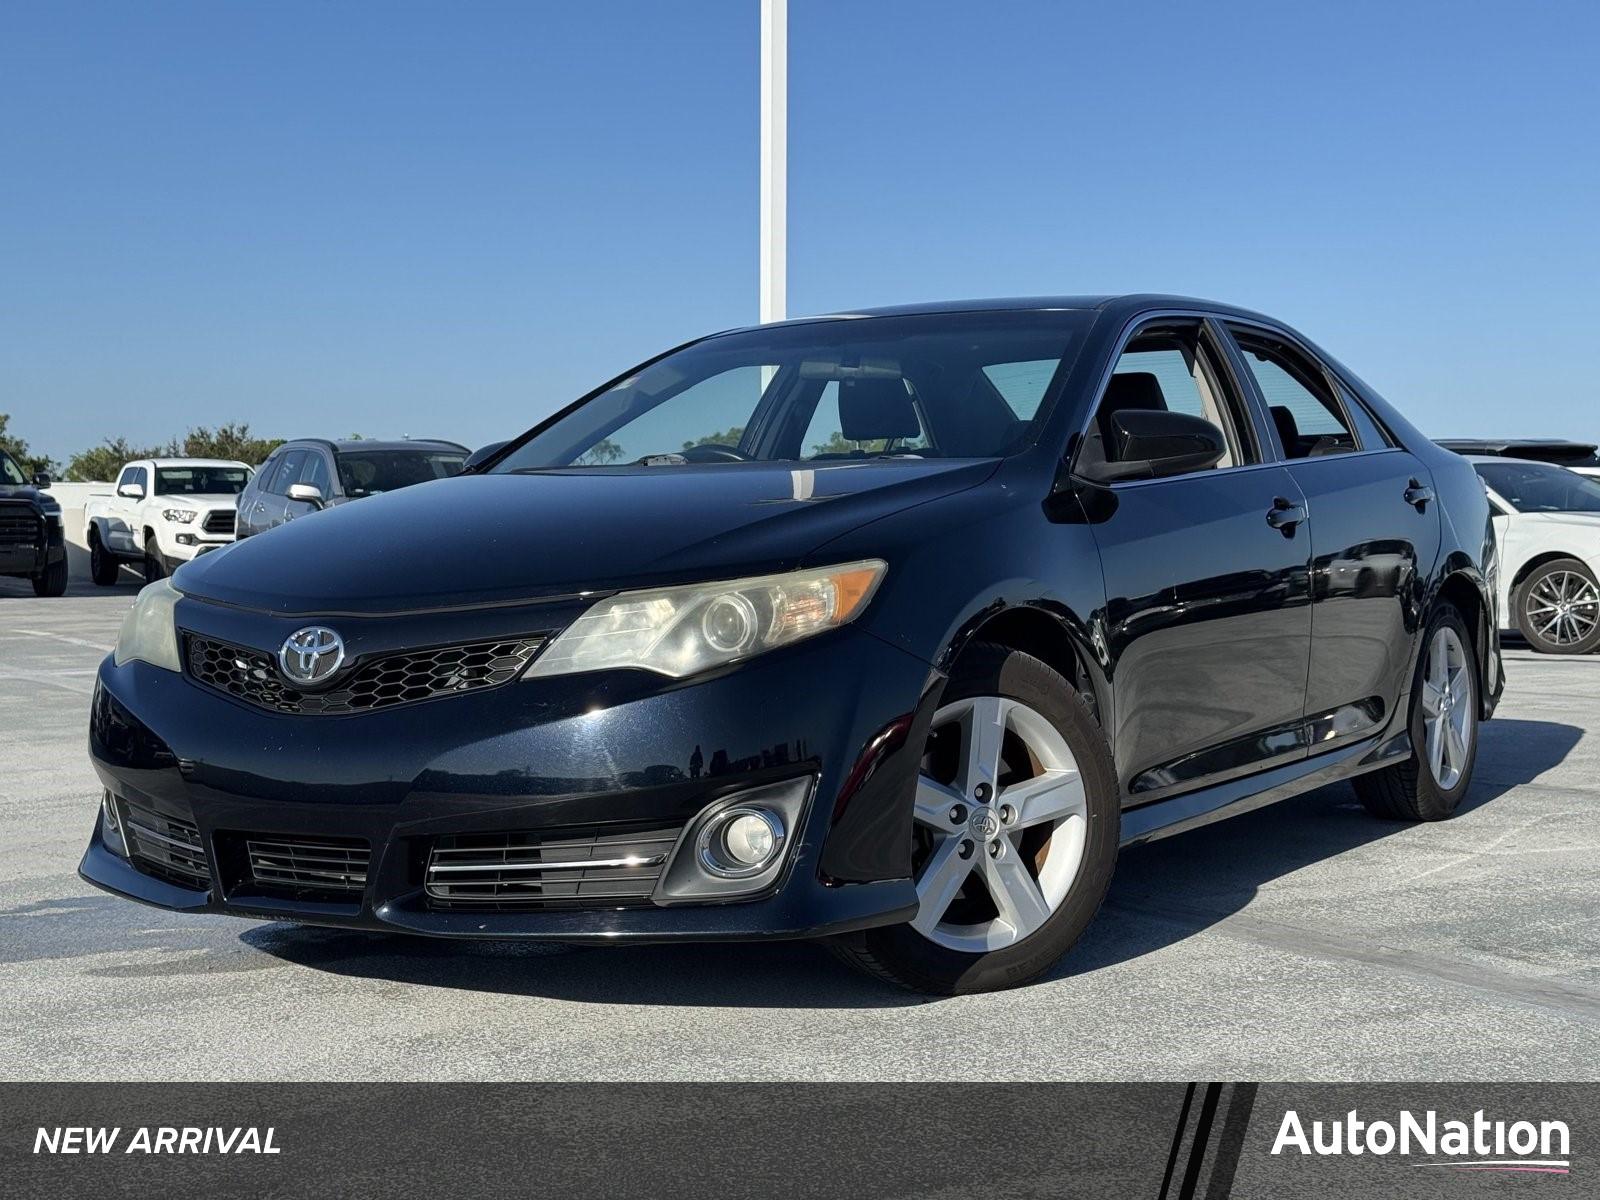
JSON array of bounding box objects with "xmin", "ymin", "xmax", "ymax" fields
[{"xmin": 80, "ymin": 607, "xmax": 936, "ymax": 943}]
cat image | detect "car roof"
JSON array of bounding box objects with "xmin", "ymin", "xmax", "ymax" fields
[
  {"xmin": 1463, "ymin": 455, "xmax": 1568, "ymax": 467},
  {"xmin": 147, "ymin": 458, "xmax": 251, "ymax": 469},
  {"xmin": 284, "ymin": 438, "xmax": 469, "ymax": 454},
  {"xmin": 748, "ymin": 293, "xmax": 1279, "ymax": 328},
  {"xmin": 1439, "ymin": 438, "xmax": 1598, "ymax": 459}
]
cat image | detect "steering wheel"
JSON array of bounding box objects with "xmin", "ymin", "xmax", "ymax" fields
[{"xmin": 679, "ymin": 443, "xmax": 753, "ymax": 463}]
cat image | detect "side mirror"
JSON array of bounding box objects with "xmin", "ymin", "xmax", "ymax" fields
[
  {"xmin": 32, "ymin": 470, "xmax": 52, "ymax": 487},
  {"xmin": 287, "ymin": 482, "xmax": 325, "ymax": 508},
  {"xmin": 1081, "ymin": 409, "xmax": 1227, "ymax": 482},
  {"xmin": 463, "ymin": 440, "xmax": 508, "ymax": 472},
  {"xmin": 118, "ymin": 482, "xmax": 145, "ymax": 499}
]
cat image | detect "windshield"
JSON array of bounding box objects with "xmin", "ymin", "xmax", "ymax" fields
[
  {"xmin": 490, "ymin": 311, "xmax": 1091, "ymax": 472},
  {"xmin": 0, "ymin": 450, "xmax": 25, "ymax": 487},
  {"xmin": 1476, "ymin": 461, "xmax": 1600, "ymax": 514},
  {"xmin": 336, "ymin": 450, "xmax": 466, "ymax": 497},
  {"xmin": 154, "ymin": 466, "xmax": 249, "ymax": 496}
]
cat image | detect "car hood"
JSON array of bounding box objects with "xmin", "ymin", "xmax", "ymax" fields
[
  {"xmin": 0, "ymin": 483, "xmax": 53, "ymax": 503},
  {"xmin": 177, "ymin": 459, "xmax": 998, "ymax": 614},
  {"xmin": 1521, "ymin": 512, "xmax": 1600, "ymax": 533}
]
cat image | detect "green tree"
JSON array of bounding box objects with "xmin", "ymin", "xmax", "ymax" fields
[
  {"xmin": 0, "ymin": 413, "xmax": 57, "ymax": 477},
  {"xmin": 575, "ymin": 437, "xmax": 624, "ymax": 465},
  {"xmin": 65, "ymin": 437, "xmax": 168, "ymax": 482},
  {"xmin": 681, "ymin": 426, "xmax": 745, "ymax": 452},
  {"xmin": 180, "ymin": 422, "xmax": 283, "ymax": 465}
]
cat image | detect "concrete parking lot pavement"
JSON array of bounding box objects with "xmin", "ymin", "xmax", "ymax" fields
[{"xmin": 3, "ymin": 579, "xmax": 1598, "ymax": 1081}]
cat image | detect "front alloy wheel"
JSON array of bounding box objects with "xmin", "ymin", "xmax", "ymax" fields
[
  {"xmin": 1419, "ymin": 622, "xmax": 1474, "ymax": 791},
  {"xmin": 830, "ymin": 643, "xmax": 1118, "ymax": 994},
  {"xmin": 1516, "ymin": 559, "xmax": 1600, "ymax": 654},
  {"xmin": 910, "ymin": 696, "xmax": 1088, "ymax": 951}
]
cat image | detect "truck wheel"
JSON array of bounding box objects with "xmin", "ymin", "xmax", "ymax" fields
[
  {"xmin": 142, "ymin": 534, "xmax": 165, "ymax": 581},
  {"xmin": 89, "ymin": 531, "xmax": 122, "ymax": 585},
  {"xmin": 31, "ymin": 557, "xmax": 68, "ymax": 597}
]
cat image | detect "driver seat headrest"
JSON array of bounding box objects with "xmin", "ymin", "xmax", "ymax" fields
[{"xmin": 838, "ymin": 378, "xmax": 920, "ymax": 442}]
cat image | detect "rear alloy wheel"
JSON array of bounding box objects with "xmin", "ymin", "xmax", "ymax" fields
[
  {"xmin": 1354, "ymin": 603, "xmax": 1478, "ymax": 821},
  {"xmin": 1515, "ymin": 559, "xmax": 1600, "ymax": 654},
  {"xmin": 830, "ymin": 643, "xmax": 1118, "ymax": 994}
]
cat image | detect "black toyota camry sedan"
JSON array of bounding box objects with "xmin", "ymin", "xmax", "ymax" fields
[{"xmin": 81, "ymin": 295, "xmax": 1503, "ymax": 993}]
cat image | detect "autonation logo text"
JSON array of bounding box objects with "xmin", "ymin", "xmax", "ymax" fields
[{"xmin": 1272, "ymin": 1109, "xmax": 1571, "ymax": 1174}]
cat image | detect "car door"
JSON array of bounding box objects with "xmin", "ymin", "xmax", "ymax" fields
[
  {"xmin": 235, "ymin": 456, "xmax": 269, "ymax": 538},
  {"xmin": 107, "ymin": 464, "xmax": 145, "ymax": 554},
  {"xmin": 261, "ymin": 448, "xmax": 306, "ymax": 531},
  {"xmin": 283, "ymin": 448, "xmax": 333, "ymax": 523},
  {"xmin": 1077, "ymin": 317, "xmax": 1314, "ymax": 802},
  {"xmin": 1222, "ymin": 322, "xmax": 1441, "ymax": 751}
]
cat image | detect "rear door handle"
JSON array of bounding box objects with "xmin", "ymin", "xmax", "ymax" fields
[
  {"xmin": 1404, "ymin": 478, "xmax": 1435, "ymax": 509},
  {"xmin": 1266, "ymin": 498, "xmax": 1308, "ymax": 531}
]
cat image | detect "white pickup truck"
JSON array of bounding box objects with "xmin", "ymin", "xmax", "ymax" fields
[{"xmin": 84, "ymin": 458, "xmax": 253, "ymax": 584}]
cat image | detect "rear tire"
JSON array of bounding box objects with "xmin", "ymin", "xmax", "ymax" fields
[
  {"xmin": 830, "ymin": 643, "xmax": 1119, "ymax": 994},
  {"xmin": 1514, "ymin": 558, "xmax": 1600, "ymax": 654},
  {"xmin": 142, "ymin": 534, "xmax": 165, "ymax": 582},
  {"xmin": 1354, "ymin": 603, "xmax": 1478, "ymax": 821},
  {"xmin": 89, "ymin": 532, "xmax": 121, "ymax": 585},
  {"xmin": 31, "ymin": 557, "xmax": 67, "ymax": 597}
]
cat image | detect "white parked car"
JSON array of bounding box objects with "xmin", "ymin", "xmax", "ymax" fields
[
  {"xmin": 84, "ymin": 458, "xmax": 252, "ymax": 584},
  {"xmin": 1469, "ymin": 455, "xmax": 1600, "ymax": 654}
]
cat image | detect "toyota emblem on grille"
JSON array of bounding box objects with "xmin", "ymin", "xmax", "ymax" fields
[{"xmin": 278, "ymin": 626, "xmax": 345, "ymax": 687}]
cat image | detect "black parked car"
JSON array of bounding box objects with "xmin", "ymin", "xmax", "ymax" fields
[
  {"xmin": 0, "ymin": 448, "xmax": 67, "ymax": 596},
  {"xmin": 82, "ymin": 296, "xmax": 1502, "ymax": 993},
  {"xmin": 236, "ymin": 438, "xmax": 468, "ymax": 538}
]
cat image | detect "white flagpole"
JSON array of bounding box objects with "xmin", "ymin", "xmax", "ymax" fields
[{"xmin": 760, "ymin": 0, "xmax": 787, "ymax": 324}]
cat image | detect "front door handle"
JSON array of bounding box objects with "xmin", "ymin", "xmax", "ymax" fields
[
  {"xmin": 1266, "ymin": 498, "xmax": 1308, "ymax": 532},
  {"xmin": 1404, "ymin": 478, "xmax": 1435, "ymax": 509}
]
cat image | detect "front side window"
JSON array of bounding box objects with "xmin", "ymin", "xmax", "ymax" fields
[
  {"xmin": 336, "ymin": 450, "xmax": 466, "ymax": 497},
  {"xmin": 0, "ymin": 451, "xmax": 26, "ymax": 486},
  {"xmin": 490, "ymin": 311, "xmax": 1092, "ymax": 472},
  {"xmin": 1230, "ymin": 331, "xmax": 1356, "ymax": 458},
  {"xmin": 154, "ymin": 466, "xmax": 249, "ymax": 496},
  {"xmin": 1085, "ymin": 323, "xmax": 1254, "ymax": 472},
  {"xmin": 267, "ymin": 450, "xmax": 307, "ymax": 495},
  {"xmin": 1475, "ymin": 461, "xmax": 1600, "ymax": 514}
]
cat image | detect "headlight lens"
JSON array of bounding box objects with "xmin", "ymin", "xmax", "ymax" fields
[
  {"xmin": 162, "ymin": 508, "xmax": 197, "ymax": 523},
  {"xmin": 112, "ymin": 578, "xmax": 182, "ymax": 672},
  {"xmin": 527, "ymin": 560, "xmax": 886, "ymax": 679}
]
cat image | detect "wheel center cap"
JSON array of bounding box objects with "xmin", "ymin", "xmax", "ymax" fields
[{"xmin": 968, "ymin": 808, "xmax": 1000, "ymax": 839}]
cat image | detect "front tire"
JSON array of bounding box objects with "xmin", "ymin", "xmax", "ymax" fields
[
  {"xmin": 1354, "ymin": 603, "xmax": 1478, "ymax": 821},
  {"xmin": 142, "ymin": 534, "xmax": 165, "ymax": 582},
  {"xmin": 830, "ymin": 643, "xmax": 1119, "ymax": 994},
  {"xmin": 89, "ymin": 532, "xmax": 121, "ymax": 585},
  {"xmin": 31, "ymin": 557, "xmax": 68, "ymax": 597},
  {"xmin": 1514, "ymin": 558, "xmax": 1600, "ymax": 654}
]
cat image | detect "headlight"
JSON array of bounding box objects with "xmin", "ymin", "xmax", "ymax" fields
[
  {"xmin": 527, "ymin": 560, "xmax": 886, "ymax": 679},
  {"xmin": 162, "ymin": 508, "xmax": 197, "ymax": 523},
  {"xmin": 113, "ymin": 578, "xmax": 182, "ymax": 672}
]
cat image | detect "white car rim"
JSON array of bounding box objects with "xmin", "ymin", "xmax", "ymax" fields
[
  {"xmin": 1526, "ymin": 570, "xmax": 1599, "ymax": 647},
  {"xmin": 911, "ymin": 695, "xmax": 1088, "ymax": 953},
  {"xmin": 1419, "ymin": 625, "xmax": 1474, "ymax": 791}
]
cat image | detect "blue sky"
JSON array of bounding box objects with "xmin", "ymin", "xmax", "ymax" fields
[{"xmin": 3, "ymin": 0, "xmax": 1597, "ymax": 464}]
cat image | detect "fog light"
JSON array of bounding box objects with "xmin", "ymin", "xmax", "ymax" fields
[
  {"xmin": 698, "ymin": 806, "xmax": 785, "ymax": 878},
  {"xmin": 100, "ymin": 791, "xmax": 127, "ymax": 858},
  {"xmin": 175, "ymin": 533, "xmax": 197, "ymax": 546}
]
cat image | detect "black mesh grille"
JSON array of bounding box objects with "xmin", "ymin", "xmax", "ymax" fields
[
  {"xmin": 425, "ymin": 824, "xmax": 682, "ymax": 910},
  {"xmin": 245, "ymin": 834, "xmax": 369, "ymax": 895},
  {"xmin": 0, "ymin": 507, "xmax": 39, "ymax": 547},
  {"xmin": 202, "ymin": 510, "xmax": 236, "ymax": 534},
  {"xmin": 183, "ymin": 633, "xmax": 543, "ymax": 715},
  {"xmin": 120, "ymin": 800, "xmax": 210, "ymax": 889}
]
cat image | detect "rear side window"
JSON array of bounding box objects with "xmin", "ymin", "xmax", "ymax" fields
[{"xmin": 1229, "ymin": 330, "xmax": 1356, "ymax": 458}]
